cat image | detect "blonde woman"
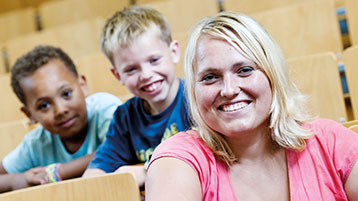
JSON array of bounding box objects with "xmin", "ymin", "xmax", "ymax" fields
[{"xmin": 145, "ymin": 11, "xmax": 358, "ymax": 201}]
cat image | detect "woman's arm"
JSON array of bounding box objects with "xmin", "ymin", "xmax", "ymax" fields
[
  {"xmin": 345, "ymin": 160, "xmax": 358, "ymax": 201},
  {"xmin": 145, "ymin": 157, "xmax": 202, "ymax": 201}
]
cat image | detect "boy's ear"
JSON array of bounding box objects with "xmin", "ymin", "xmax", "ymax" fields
[
  {"xmin": 169, "ymin": 40, "xmax": 180, "ymax": 64},
  {"xmin": 78, "ymin": 75, "xmax": 89, "ymax": 97},
  {"xmin": 110, "ymin": 66, "xmax": 123, "ymax": 84},
  {"xmin": 21, "ymin": 106, "xmax": 37, "ymax": 124}
]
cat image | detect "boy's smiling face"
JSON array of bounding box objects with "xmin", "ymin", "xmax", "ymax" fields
[
  {"xmin": 111, "ymin": 26, "xmax": 180, "ymax": 114},
  {"xmin": 20, "ymin": 59, "xmax": 89, "ymax": 140}
]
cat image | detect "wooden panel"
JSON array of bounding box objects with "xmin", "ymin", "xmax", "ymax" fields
[
  {"xmin": 345, "ymin": 0, "xmax": 358, "ymax": 46},
  {"xmin": 0, "ymin": 173, "xmax": 141, "ymax": 201},
  {"xmin": 143, "ymin": 0, "xmax": 218, "ymax": 34},
  {"xmin": 287, "ymin": 52, "xmax": 346, "ymax": 122},
  {"xmin": 223, "ymin": 0, "xmax": 312, "ymax": 14},
  {"xmin": 343, "ymin": 46, "xmax": 358, "ymax": 119},
  {"xmin": 5, "ymin": 17, "xmax": 104, "ymax": 68},
  {"xmin": 0, "ymin": 74, "xmax": 26, "ymax": 122},
  {"xmin": 0, "ymin": 1, "xmax": 23, "ymax": 14},
  {"xmin": 0, "ymin": 45, "xmax": 6, "ymax": 74},
  {"xmin": 75, "ymin": 52, "xmax": 132, "ymax": 100},
  {"xmin": 39, "ymin": 0, "xmax": 129, "ymax": 29},
  {"xmin": 0, "ymin": 119, "xmax": 30, "ymax": 159},
  {"xmin": 0, "ymin": 7, "xmax": 37, "ymax": 43},
  {"xmin": 251, "ymin": 0, "xmax": 343, "ymax": 58}
]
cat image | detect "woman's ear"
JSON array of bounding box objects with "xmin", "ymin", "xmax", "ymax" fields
[{"xmin": 78, "ymin": 75, "xmax": 89, "ymax": 97}]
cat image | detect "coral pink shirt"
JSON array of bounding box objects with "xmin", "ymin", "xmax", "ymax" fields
[{"xmin": 149, "ymin": 119, "xmax": 358, "ymax": 201}]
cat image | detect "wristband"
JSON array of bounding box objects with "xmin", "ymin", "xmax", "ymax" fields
[{"xmin": 45, "ymin": 163, "xmax": 62, "ymax": 183}]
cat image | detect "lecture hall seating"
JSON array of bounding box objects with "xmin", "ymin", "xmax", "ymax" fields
[
  {"xmin": 0, "ymin": 74, "xmax": 26, "ymax": 122},
  {"xmin": 222, "ymin": 0, "xmax": 312, "ymax": 14},
  {"xmin": 0, "ymin": 7, "xmax": 37, "ymax": 44},
  {"xmin": 74, "ymin": 52, "xmax": 132, "ymax": 101},
  {"xmin": 344, "ymin": 0, "xmax": 358, "ymax": 46},
  {"xmin": 287, "ymin": 52, "xmax": 347, "ymax": 122},
  {"xmin": 342, "ymin": 46, "xmax": 358, "ymax": 119},
  {"xmin": 39, "ymin": 0, "xmax": 130, "ymax": 29},
  {"xmin": 139, "ymin": 0, "xmax": 219, "ymax": 34},
  {"xmin": 0, "ymin": 172, "xmax": 141, "ymax": 201},
  {"xmin": 5, "ymin": 17, "xmax": 105, "ymax": 68},
  {"xmin": 251, "ymin": 0, "xmax": 343, "ymax": 58},
  {"xmin": 0, "ymin": 119, "xmax": 30, "ymax": 159}
]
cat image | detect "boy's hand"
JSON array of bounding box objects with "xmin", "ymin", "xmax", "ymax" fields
[
  {"xmin": 12, "ymin": 167, "xmax": 47, "ymax": 190},
  {"xmin": 115, "ymin": 165, "xmax": 146, "ymax": 187}
]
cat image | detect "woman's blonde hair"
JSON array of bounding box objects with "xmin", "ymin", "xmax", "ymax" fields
[{"xmin": 184, "ymin": 11, "xmax": 313, "ymax": 164}]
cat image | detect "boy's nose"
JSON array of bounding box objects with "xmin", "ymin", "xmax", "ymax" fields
[
  {"xmin": 54, "ymin": 101, "xmax": 69, "ymax": 117},
  {"xmin": 140, "ymin": 66, "xmax": 153, "ymax": 81}
]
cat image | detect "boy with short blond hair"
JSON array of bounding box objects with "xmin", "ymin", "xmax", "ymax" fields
[
  {"xmin": 83, "ymin": 6, "xmax": 191, "ymax": 185},
  {"xmin": 0, "ymin": 45, "xmax": 121, "ymax": 192}
]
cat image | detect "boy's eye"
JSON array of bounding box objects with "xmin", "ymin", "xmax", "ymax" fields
[
  {"xmin": 237, "ymin": 66, "xmax": 254, "ymax": 77},
  {"xmin": 150, "ymin": 57, "xmax": 160, "ymax": 64},
  {"xmin": 62, "ymin": 90, "xmax": 72, "ymax": 98},
  {"xmin": 124, "ymin": 66, "xmax": 137, "ymax": 74},
  {"xmin": 200, "ymin": 73, "xmax": 218, "ymax": 84},
  {"xmin": 37, "ymin": 103, "xmax": 50, "ymax": 111}
]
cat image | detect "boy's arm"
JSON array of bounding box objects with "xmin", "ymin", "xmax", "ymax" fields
[
  {"xmin": 82, "ymin": 168, "xmax": 106, "ymax": 177},
  {"xmin": 0, "ymin": 162, "xmax": 46, "ymax": 193},
  {"xmin": 57, "ymin": 153, "xmax": 94, "ymax": 180}
]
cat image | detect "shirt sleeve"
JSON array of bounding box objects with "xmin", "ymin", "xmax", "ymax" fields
[
  {"xmin": 312, "ymin": 119, "xmax": 358, "ymax": 183},
  {"xmin": 2, "ymin": 132, "xmax": 35, "ymax": 173},
  {"xmin": 87, "ymin": 108, "xmax": 138, "ymax": 173}
]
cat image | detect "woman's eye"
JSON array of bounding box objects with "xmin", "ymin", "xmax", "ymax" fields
[
  {"xmin": 201, "ymin": 73, "xmax": 218, "ymax": 83},
  {"xmin": 238, "ymin": 66, "xmax": 254, "ymax": 76}
]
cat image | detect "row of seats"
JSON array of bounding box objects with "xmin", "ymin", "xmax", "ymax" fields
[
  {"xmin": 0, "ymin": 172, "xmax": 141, "ymax": 201},
  {"xmin": 0, "ymin": 0, "xmax": 354, "ymax": 74}
]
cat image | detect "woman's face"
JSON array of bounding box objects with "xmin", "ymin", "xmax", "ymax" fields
[{"xmin": 194, "ymin": 35, "xmax": 272, "ymax": 138}]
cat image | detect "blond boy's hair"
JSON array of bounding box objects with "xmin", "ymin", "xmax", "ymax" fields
[{"xmin": 101, "ymin": 5, "xmax": 172, "ymax": 64}]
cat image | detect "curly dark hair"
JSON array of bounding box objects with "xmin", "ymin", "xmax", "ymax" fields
[{"xmin": 11, "ymin": 45, "xmax": 78, "ymax": 105}]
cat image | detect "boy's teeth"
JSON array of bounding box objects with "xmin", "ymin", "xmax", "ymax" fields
[
  {"xmin": 222, "ymin": 102, "xmax": 248, "ymax": 112},
  {"xmin": 145, "ymin": 82, "xmax": 160, "ymax": 92}
]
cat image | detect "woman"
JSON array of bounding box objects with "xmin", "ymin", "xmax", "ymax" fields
[{"xmin": 145, "ymin": 11, "xmax": 358, "ymax": 201}]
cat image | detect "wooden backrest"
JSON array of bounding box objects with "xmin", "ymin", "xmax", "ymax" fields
[
  {"xmin": 75, "ymin": 52, "xmax": 132, "ymax": 100},
  {"xmin": 142, "ymin": 0, "xmax": 218, "ymax": 34},
  {"xmin": 5, "ymin": 17, "xmax": 104, "ymax": 68},
  {"xmin": 0, "ymin": 74, "xmax": 26, "ymax": 122},
  {"xmin": 342, "ymin": 46, "xmax": 358, "ymax": 119},
  {"xmin": 0, "ymin": 119, "xmax": 30, "ymax": 159},
  {"xmin": 287, "ymin": 52, "xmax": 347, "ymax": 122},
  {"xmin": 38, "ymin": 0, "xmax": 93, "ymax": 29},
  {"xmin": 251, "ymin": 0, "xmax": 343, "ymax": 58},
  {"xmin": 223, "ymin": 0, "xmax": 312, "ymax": 14},
  {"xmin": 0, "ymin": 7, "xmax": 37, "ymax": 43},
  {"xmin": 0, "ymin": 173, "xmax": 141, "ymax": 201},
  {"xmin": 345, "ymin": 0, "xmax": 358, "ymax": 46},
  {"xmin": 342, "ymin": 119, "xmax": 358, "ymax": 128},
  {"xmin": 39, "ymin": 0, "xmax": 129, "ymax": 29}
]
